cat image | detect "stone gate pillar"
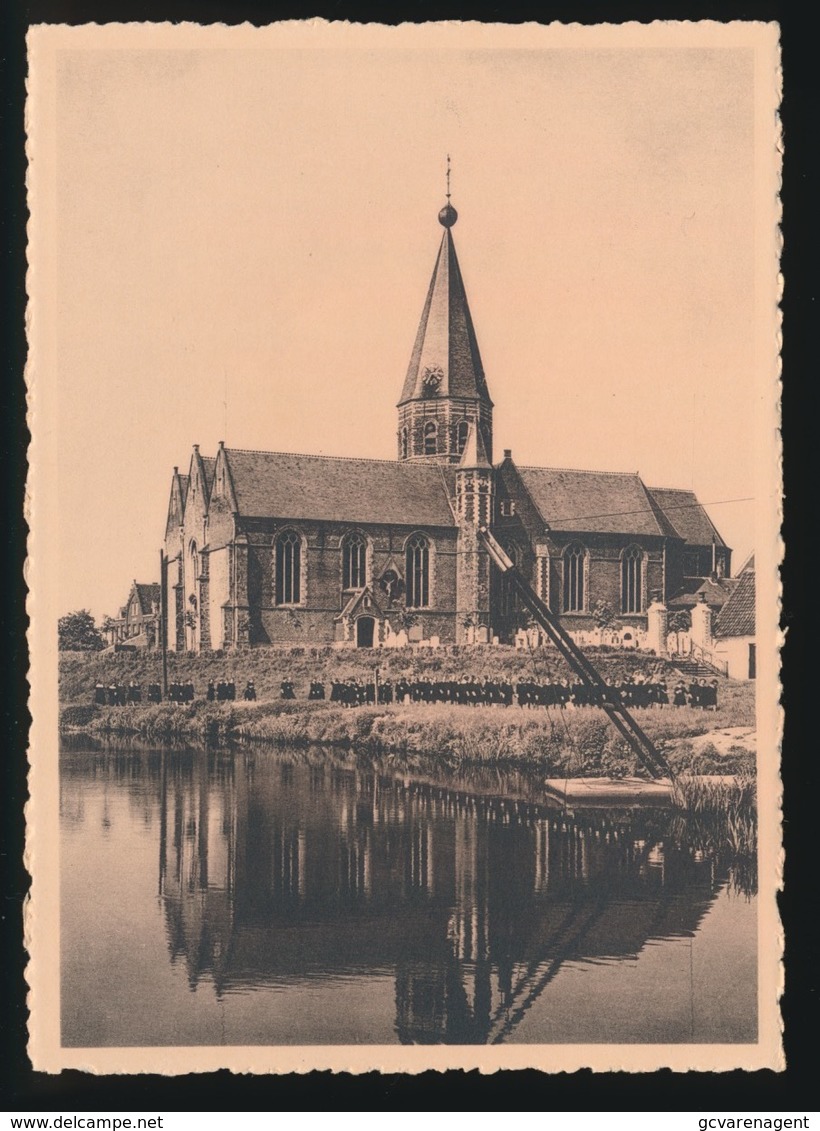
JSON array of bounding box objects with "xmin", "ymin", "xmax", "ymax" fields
[
  {"xmin": 690, "ymin": 594, "xmax": 713, "ymax": 651},
  {"xmin": 646, "ymin": 599, "xmax": 669, "ymax": 656}
]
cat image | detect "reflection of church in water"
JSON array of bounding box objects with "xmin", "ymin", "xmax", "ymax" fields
[{"xmin": 159, "ymin": 752, "xmax": 726, "ymax": 1044}]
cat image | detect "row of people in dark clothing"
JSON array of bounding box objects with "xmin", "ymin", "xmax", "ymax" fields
[
  {"xmin": 95, "ymin": 674, "xmax": 719, "ymax": 710},
  {"xmin": 205, "ymin": 679, "xmax": 257, "ymax": 701},
  {"xmin": 310, "ymin": 675, "xmax": 720, "ymax": 710},
  {"xmin": 93, "ymin": 679, "xmax": 258, "ymax": 705}
]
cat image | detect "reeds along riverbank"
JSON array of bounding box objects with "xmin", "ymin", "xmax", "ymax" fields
[
  {"xmin": 61, "ymin": 697, "xmax": 756, "ymax": 777},
  {"xmin": 669, "ymin": 772, "xmax": 758, "ymax": 896}
]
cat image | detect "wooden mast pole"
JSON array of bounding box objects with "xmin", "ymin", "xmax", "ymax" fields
[{"xmin": 159, "ymin": 548, "xmax": 169, "ymax": 700}]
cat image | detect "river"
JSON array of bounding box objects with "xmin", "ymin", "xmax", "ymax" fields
[{"xmin": 60, "ymin": 742, "xmax": 757, "ymax": 1046}]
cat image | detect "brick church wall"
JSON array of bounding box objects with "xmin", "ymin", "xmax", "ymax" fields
[{"xmin": 236, "ymin": 519, "xmax": 459, "ymax": 646}]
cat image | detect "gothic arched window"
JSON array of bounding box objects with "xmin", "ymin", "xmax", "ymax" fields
[
  {"xmin": 275, "ymin": 529, "xmax": 303, "ymax": 606},
  {"xmin": 189, "ymin": 541, "xmax": 199, "ymax": 583},
  {"xmin": 423, "ymin": 421, "xmax": 437, "ymax": 456},
  {"xmin": 563, "ymin": 543, "xmax": 586, "ymax": 613},
  {"xmin": 400, "ymin": 427, "xmax": 409, "ymax": 460},
  {"xmin": 456, "ymin": 420, "xmax": 469, "ymax": 455},
  {"xmin": 406, "ymin": 533, "xmax": 430, "ymax": 608},
  {"xmin": 342, "ymin": 531, "xmax": 368, "ymax": 590},
  {"xmin": 621, "ymin": 545, "xmax": 644, "ymax": 614}
]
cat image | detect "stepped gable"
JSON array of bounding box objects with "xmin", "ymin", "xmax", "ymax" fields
[
  {"xmin": 515, "ymin": 466, "xmax": 669, "ymax": 537},
  {"xmin": 646, "ymin": 486, "xmax": 726, "ymax": 547},
  {"xmin": 223, "ymin": 448, "xmax": 457, "ymax": 527},
  {"xmin": 399, "ymin": 220, "xmax": 492, "ymax": 407},
  {"xmin": 714, "ymin": 564, "xmax": 755, "ymax": 638}
]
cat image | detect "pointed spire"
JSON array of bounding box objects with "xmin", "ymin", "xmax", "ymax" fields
[
  {"xmin": 399, "ymin": 203, "xmax": 492, "ymax": 408},
  {"xmin": 458, "ymin": 422, "xmax": 491, "ymax": 470}
]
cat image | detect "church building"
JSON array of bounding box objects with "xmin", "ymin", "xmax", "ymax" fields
[{"xmin": 162, "ymin": 196, "xmax": 730, "ymax": 652}]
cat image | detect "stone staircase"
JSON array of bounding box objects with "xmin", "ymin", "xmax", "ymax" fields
[{"xmin": 668, "ymin": 657, "xmax": 722, "ymax": 678}]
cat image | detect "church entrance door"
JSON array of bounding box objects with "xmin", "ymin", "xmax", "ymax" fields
[{"xmin": 356, "ymin": 616, "xmax": 376, "ymax": 648}]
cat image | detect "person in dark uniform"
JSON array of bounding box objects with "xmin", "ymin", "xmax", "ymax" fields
[
  {"xmin": 94, "ymin": 682, "xmax": 106, "ymax": 705},
  {"xmin": 227, "ymin": 680, "xmax": 236, "ymax": 701},
  {"xmin": 206, "ymin": 680, "xmax": 216, "ymax": 702},
  {"xmin": 147, "ymin": 682, "xmax": 161, "ymax": 703},
  {"xmin": 243, "ymin": 680, "xmax": 257, "ymax": 701}
]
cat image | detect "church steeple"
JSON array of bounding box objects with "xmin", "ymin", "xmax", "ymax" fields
[{"xmin": 397, "ymin": 192, "xmax": 493, "ymax": 464}]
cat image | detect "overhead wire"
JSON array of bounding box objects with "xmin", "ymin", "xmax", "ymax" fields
[{"xmin": 540, "ymin": 495, "xmax": 753, "ymax": 529}]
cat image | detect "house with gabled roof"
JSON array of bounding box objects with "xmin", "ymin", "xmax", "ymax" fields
[
  {"xmin": 162, "ymin": 197, "xmax": 731, "ymax": 651},
  {"xmin": 711, "ymin": 555, "xmax": 756, "ymax": 679},
  {"xmin": 104, "ymin": 580, "xmax": 161, "ymax": 649}
]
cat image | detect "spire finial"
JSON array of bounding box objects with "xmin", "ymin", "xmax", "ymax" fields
[{"xmin": 438, "ymin": 156, "xmax": 458, "ymax": 228}]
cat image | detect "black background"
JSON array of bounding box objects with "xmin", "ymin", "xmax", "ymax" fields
[{"xmin": 1, "ymin": 0, "xmax": 816, "ymax": 1111}]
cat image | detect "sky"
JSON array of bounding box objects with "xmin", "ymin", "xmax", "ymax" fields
[{"xmin": 44, "ymin": 31, "xmax": 765, "ymax": 620}]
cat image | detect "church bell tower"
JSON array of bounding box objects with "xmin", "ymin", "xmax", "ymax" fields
[{"xmin": 397, "ymin": 190, "xmax": 493, "ymax": 464}]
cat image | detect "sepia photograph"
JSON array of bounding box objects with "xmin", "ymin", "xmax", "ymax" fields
[{"xmin": 26, "ymin": 19, "xmax": 782, "ymax": 1073}]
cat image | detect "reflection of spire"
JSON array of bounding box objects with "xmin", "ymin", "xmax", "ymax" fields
[{"xmin": 146, "ymin": 753, "xmax": 730, "ymax": 1028}]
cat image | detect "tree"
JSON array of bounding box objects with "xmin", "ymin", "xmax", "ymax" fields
[
  {"xmin": 58, "ymin": 609, "xmax": 104, "ymax": 651},
  {"xmin": 591, "ymin": 601, "xmax": 616, "ymax": 630},
  {"xmin": 668, "ymin": 609, "xmax": 692, "ymax": 634}
]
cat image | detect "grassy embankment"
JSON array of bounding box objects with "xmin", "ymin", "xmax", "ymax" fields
[{"xmin": 59, "ymin": 646, "xmax": 755, "ymax": 775}]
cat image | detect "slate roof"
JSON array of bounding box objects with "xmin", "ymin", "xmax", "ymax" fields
[
  {"xmin": 667, "ymin": 576, "xmax": 739, "ymax": 609},
  {"xmin": 134, "ymin": 582, "xmax": 161, "ymax": 614},
  {"xmin": 224, "ymin": 448, "xmax": 457, "ymax": 527},
  {"xmin": 714, "ymin": 566, "xmax": 755, "ymax": 638},
  {"xmin": 459, "ymin": 422, "xmax": 491, "ymax": 469},
  {"xmin": 178, "ymin": 474, "xmax": 190, "ymax": 508},
  {"xmin": 201, "ymin": 457, "xmax": 216, "ymax": 495},
  {"xmin": 515, "ymin": 466, "xmax": 670, "ymax": 537},
  {"xmin": 646, "ymin": 487, "xmax": 726, "ymax": 548},
  {"xmin": 399, "ymin": 226, "xmax": 492, "ymax": 406}
]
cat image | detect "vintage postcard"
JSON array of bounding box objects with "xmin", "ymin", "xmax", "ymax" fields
[{"xmin": 26, "ymin": 20, "xmax": 783, "ymax": 1073}]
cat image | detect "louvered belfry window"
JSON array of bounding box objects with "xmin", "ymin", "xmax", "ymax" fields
[
  {"xmin": 456, "ymin": 421, "xmax": 469, "ymax": 455},
  {"xmin": 621, "ymin": 545, "xmax": 643, "ymax": 614},
  {"xmin": 275, "ymin": 530, "xmax": 302, "ymax": 605},
  {"xmin": 342, "ymin": 532, "xmax": 367, "ymax": 589},
  {"xmin": 563, "ymin": 543, "xmax": 586, "ymax": 613},
  {"xmin": 406, "ymin": 534, "xmax": 430, "ymax": 608},
  {"xmin": 423, "ymin": 421, "xmax": 437, "ymax": 455}
]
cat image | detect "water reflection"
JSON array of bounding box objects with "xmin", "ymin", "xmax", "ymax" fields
[{"xmin": 60, "ymin": 745, "xmax": 757, "ymax": 1046}]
